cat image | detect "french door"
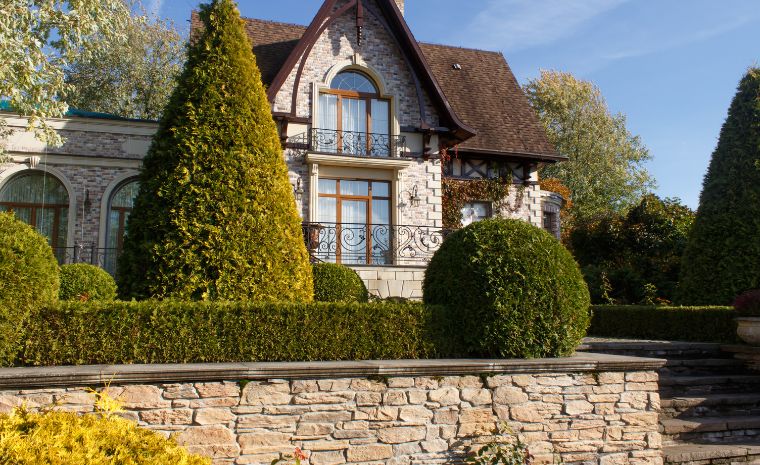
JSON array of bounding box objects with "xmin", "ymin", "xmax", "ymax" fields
[{"xmin": 317, "ymin": 178, "xmax": 391, "ymax": 264}]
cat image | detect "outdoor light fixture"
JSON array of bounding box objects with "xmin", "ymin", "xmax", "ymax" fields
[
  {"xmin": 293, "ymin": 178, "xmax": 304, "ymax": 202},
  {"xmin": 409, "ymin": 185, "xmax": 421, "ymax": 207}
]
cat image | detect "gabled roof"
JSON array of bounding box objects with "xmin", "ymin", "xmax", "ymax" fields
[
  {"xmin": 189, "ymin": 5, "xmax": 560, "ymax": 162},
  {"xmin": 419, "ymin": 44, "xmax": 561, "ymax": 161}
]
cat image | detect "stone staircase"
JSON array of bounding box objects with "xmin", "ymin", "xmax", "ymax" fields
[{"xmin": 579, "ymin": 339, "xmax": 760, "ymax": 465}]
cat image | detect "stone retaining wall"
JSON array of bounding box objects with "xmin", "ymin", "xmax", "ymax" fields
[{"xmin": 0, "ymin": 355, "xmax": 665, "ymax": 465}]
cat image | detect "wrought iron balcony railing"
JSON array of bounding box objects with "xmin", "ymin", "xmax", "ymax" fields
[
  {"xmin": 287, "ymin": 128, "xmax": 407, "ymax": 158},
  {"xmin": 302, "ymin": 222, "xmax": 452, "ymax": 267},
  {"xmin": 53, "ymin": 245, "xmax": 120, "ymax": 275}
]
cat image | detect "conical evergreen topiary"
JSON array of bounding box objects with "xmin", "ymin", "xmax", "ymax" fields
[
  {"xmin": 117, "ymin": 0, "xmax": 313, "ymax": 301},
  {"xmin": 678, "ymin": 67, "xmax": 760, "ymax": 305}
]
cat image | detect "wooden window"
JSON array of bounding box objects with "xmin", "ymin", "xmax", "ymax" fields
[
  {"xmin": 318, "ymin": 71, "xmax": 391, "ymax": 156},
  {"xmin": 316, "ymin": 178, "xmax": 391, "ymax": 264},
  {"xmin": 0, "ymin": 171, "xmax": 69, "ymax": 261},
  {"xmin": 104, "ymin": 179, "xmax": 139, "ymax": 273}
]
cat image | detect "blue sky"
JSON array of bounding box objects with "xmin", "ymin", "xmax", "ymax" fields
[{"xmin": 154, "ymin": 0, "xmax": 760, "ymax": 209}]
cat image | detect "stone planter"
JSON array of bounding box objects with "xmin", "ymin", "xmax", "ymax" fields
[{"xmin": 736, "ymin": 317, "xmax": 760, "ymax": 345}]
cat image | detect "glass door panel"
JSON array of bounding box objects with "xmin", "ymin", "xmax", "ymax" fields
[
  {"xmin": 371, "ymin": 99, "xmax": 390, "ymax": 157},
  {"xmin": 371, "ymin": 199, "xmax": 391, "ymax": 265},
  {"xmin": 316, "ymin": 197, "xmax": 338, "ymax": 263},
  {"xmin": 318, "ymin": 94, "xmax": 339, "ymax": 152},
  {"xmin": 340, "ymin": 199, "xmax": 367, "ymax": 264},
  {"xmin": 341, "ymin": 98, "xmax": 367, "ymax": 155}
]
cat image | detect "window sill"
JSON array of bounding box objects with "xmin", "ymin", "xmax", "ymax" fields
[{"xmin": 306, "ymin": 153, "xmax": 414, "ymax": 170}]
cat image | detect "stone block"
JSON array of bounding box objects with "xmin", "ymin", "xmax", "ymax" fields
[
  {"xmin": 564, "ymin": 400, "xmax": 594, "ymax": 415},
  {"xmin": 107, "ymin": 385, "xmax": 169, "ymax": 410},
  {"xmin": 493, "ymin": 386, "xmax": 528, "ymax": 405},
  {"xmin": 346, "ymin": 444, "xmax": 392, "ymax": 462},
  {"xmin": 310, "ymin": 451, "xmax": 346, "ymax": 465},
  {"xmin": 399, "ymin": 405, "xmax": 434, "ymax": 422},
  {"xmin": 297, "ymin": 422, "xmax": 334, "ymax": 437},
  {"xmin": 383, "ymin": 391, "xmax": 407, "ymax": 406},
  {"xmin": 194, "ymin": 408, "xmax": 234, "ymax": 425},
  {"xmin": 377, "ymin": 426, "xmax": 426, "ymax": 444},
  {"xmin": 195, "ymin": 382, "xmax": 240, "ymax": 398},
  {"xmin": 241, "ymin": 382, "xmax": 292, "ymax": 406},
  {"xmin": 174, "ymin": 425, "xmax": 239, "ymax": 458},
  {"xmin": 428, "ymin": 387, "xmax": 459, "ymax": 406},
  {"xmin": 140, "ymin": 409, "xmax": 193, "ymax": 425},
  {"xmin": 238, "ymin": 432, "xmax": 292, "ymax": 455}
]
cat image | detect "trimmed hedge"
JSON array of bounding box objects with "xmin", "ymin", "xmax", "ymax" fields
[
  {"xmin": 589, "ymin": 305, "xmax": 738, "ymax": 343},
  {"xmin": 59, "ymin": 263, "xmax": 117, "ymax": 301},
  {"xmin": 312, "ymin": 263, "xmax": 369, "ymax": 303},
  {"xmin": 17, "ymin": 301, "xmax": 454, "ymax": 366},
  {"xmin": 423, "ymin": 219, "xmax": 590, "ymax": 358},
  {"xmin": 0, "ymin": 212, "xmax": 59, "ymax": 365},
  {"xmin": 0, "ymin": 408, "xmax": 209, "ymax": 464}
]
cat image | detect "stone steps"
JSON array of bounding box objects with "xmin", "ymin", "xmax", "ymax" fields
[
  {"xmin": 662, "ymin": 394, "xmax": 760, "ymax": 418},
  {"xmin": 579, "ymin": 340, "xmax": 726, "ymax": 360},
  {"xmin": 660, "ymin": 375, "xmax": 760, "ymax": 396},
  {"xmin": 661, "ymin": 416, "xmax": 760, "ymax": 443},
  {"xmin": 665, "ymin": 442, "xmax": 760, "ymax": 465},
  {"xmin": 662, "ymin": 358, "xmax": 745, "ymax": 376}
]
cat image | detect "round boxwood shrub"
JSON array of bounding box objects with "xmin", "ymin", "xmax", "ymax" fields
[
  {"xmin": 59, "ymin": 263, "xmax": 117, "ymax": 301},
  {"xmin": 0, "ymin": 407, "xmax": 209, "ymax": 464},
  {"xmin": 423, "ymin": 218, "xmax": 590, "ymax": 358},
  {"xmin": 0, "ymin": 212, "xmax": 59, "ymax": 365},
  {"xmin": 313, "ymin": 263, "xmax": 369, "ymax": 303}
]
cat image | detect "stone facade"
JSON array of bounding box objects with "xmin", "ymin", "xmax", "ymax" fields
[{"xmin": 0, "ymin": 356, "xmax": 664, "ymax": 465}]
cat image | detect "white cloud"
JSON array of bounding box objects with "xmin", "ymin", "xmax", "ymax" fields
[{"xmin": 458, "ymin": 0, "xmax": 629, "ymax": 52}]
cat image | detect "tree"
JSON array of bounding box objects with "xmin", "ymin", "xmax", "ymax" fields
[
  {"xmin": 571, "ymin": 195, "xmax": 694, "ymax": 304},
  {"xmin": 63, "ymin": 4, "xmax": 185, "ymax": 120},
  {"xmin": 678, "ymin": 67, "xmax": 760, "ymax": 305},
  {"xmin": 524, "ymin": 70, "xmax": 655, "ymax": 225},
  {"xmin": 0, "ymin": 0, "xmax": 131, "ymax": 156},
  {"xmin": 117, "ymin": 0, "xmax": 313, "ymax": 302}
]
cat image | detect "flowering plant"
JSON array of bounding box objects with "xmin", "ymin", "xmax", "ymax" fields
[{"xmin": 272, "ymin": 448, "xmax": 308, "ymax": 465}]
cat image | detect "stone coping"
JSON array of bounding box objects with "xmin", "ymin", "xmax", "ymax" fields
[{"xmin": 0, "ymin": 353, "xmax": 664, "ymax": 389}]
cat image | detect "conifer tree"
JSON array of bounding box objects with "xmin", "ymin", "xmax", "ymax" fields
[
  {"xmin": 117, "ymin": 0, "xmax": 313, "ymax": 301},
  {"xmin": 678, "ymin": 68, "xmax": 760, "ymax": 305}
]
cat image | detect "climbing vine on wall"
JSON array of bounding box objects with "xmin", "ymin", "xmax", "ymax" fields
[{"xmin": 442, "ymin": 178, "xmax": 522, "ymax": 229}]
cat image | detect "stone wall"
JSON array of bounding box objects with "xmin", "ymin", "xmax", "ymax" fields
[
  {"xmin": 0, "ymin": 355, "xmax": 665, "ymax": 465},
  {"xmin": 352, "ymin": 266, "xmax": 426, "ymax": 299}
]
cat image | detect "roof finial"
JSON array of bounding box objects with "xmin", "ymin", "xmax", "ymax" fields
[{"xmin": 356, "ymin": 0, "xmax": 364, "ymax": 46}]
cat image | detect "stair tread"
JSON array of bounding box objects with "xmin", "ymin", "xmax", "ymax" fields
[
  {"xmin": 661, "ymin": 375, "xmax": 760, "ymax": 385},
  {"xmin": 665, "ymin": 358, "xmax": 744, "ymax": 367},
  {"xmin": 663, "ymin": 393, "xmax": 760, "ymax": 408},
  {"xmin": 665, "ymin": 441, "xmax": 760, "ymax": 462},
  {"xmin": 662, "ymin": 416, "xmax": 760, "ymax": 434}
]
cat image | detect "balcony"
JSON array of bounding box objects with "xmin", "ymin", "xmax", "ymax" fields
[
  {"xmin": 302, "ymin": 222, "xmax": 452, "ymax": 267},
  {"xmin": 287, "ymin": 128, "xmax": 407, "ymax": 158},
  {"xmin": 54, "ymin": 245, "xmax": 120, "ymax": 275}
]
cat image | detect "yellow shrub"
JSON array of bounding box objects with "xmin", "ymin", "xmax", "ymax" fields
[{"xmin": 0, "ymin": 407, "xmax": 210, "ymax": 465}]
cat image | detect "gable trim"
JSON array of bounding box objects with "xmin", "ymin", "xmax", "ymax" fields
[{"xmin": 265, "ymin": 0, "xmax": 476, "ymax": 142}]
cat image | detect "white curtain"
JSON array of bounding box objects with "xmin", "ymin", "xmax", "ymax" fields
[
  {"xmin": 341, "ymin": 199, "xmax": 367, "ymax": 264},
  {"xmin": 342, "ymin": 98, "xmax": 367, "ymax": 155},
  {"xmin": 318, "ymin": 94, "xmax": 338, "ymax": 152},
  {"xmin": 371, "ymin": 99, "xmax": 390, "ymax": 157}
]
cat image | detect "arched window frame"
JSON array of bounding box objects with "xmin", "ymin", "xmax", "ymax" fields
[
  {"xmin": 314, "ymin": 63, "xmax": 398, "ymax": 157},
  {"xmin": 0, "ymin": 166, "xmax": 76, "ymax": 258},
  {"xmin": 98, "ymin": 173, "xmax": 140, "ymax": 250}
]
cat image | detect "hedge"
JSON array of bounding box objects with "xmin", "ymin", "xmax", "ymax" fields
[
  {"xmin": 17, "ymin": 301, "xmax": 455, "ymax": 366},
  {"xmin": 589, "ymin": 305, "xmax": 738, "ymax": 343}
]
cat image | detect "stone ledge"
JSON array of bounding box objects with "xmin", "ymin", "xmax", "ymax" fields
[{"xmin": 0, "ymin": 353, "xmax": 664, "ymax": 389}]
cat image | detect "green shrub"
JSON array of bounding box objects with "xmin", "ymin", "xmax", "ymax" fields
[
  {"xmin": 17, "ymin": 300, "xmax": 455, "ymax": 366},
  {"xmin": 117, "ymin": 0, "xmax": 312, "ymax": 301},
  {"xmin": 423, "ymin": 218, "xmax": 591, "ymax": 358},
  {"xmin": 678, "ymin": 68, "xmax": 760, "ymax": 305},
  {"xmin": 59, "ymin": 263, "xmax": 117, "ymax": 301},
  {"xmin": 589, "ymin": 305, "xmax": 737, "ymax": 343},
  {"xmin": 0, "ymin": 407, "xmax": 209, "ymax": 464},
  {"xmin": 312, "ymin": 263, "xmax": 368, "ymax": 303},
  {"xmin": 733, "ymin": 290, "xmax": 760, "ymax": 317},
  {"xmin": 0, "ymin": 212, "xmax": 59, "ymax": 365}
]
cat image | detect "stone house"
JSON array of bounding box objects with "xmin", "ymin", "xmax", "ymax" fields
[{"xmin": 0, "ymin": 0, "xmax": 564, "ymax": 298}]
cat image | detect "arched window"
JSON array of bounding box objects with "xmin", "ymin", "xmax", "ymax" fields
[
  {"xmin": 0, "ymin": 171, "xmax": 69, "ymax": 260},
  {"xmin": 318, "ymin": 70, "xmax": 390, "ymax": 156},
  {"xmin": 104, "ymin": 179, "xmax": 139, "ymax": 273}
]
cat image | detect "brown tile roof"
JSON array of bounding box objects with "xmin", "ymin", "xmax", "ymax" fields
[
  {"xmin": 191, "ymin": 13, "xmax": 558, "ymax": 160},
  {"xmin": 419, "ymin": 43, "xmax": 559, "ymax": 160}
]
